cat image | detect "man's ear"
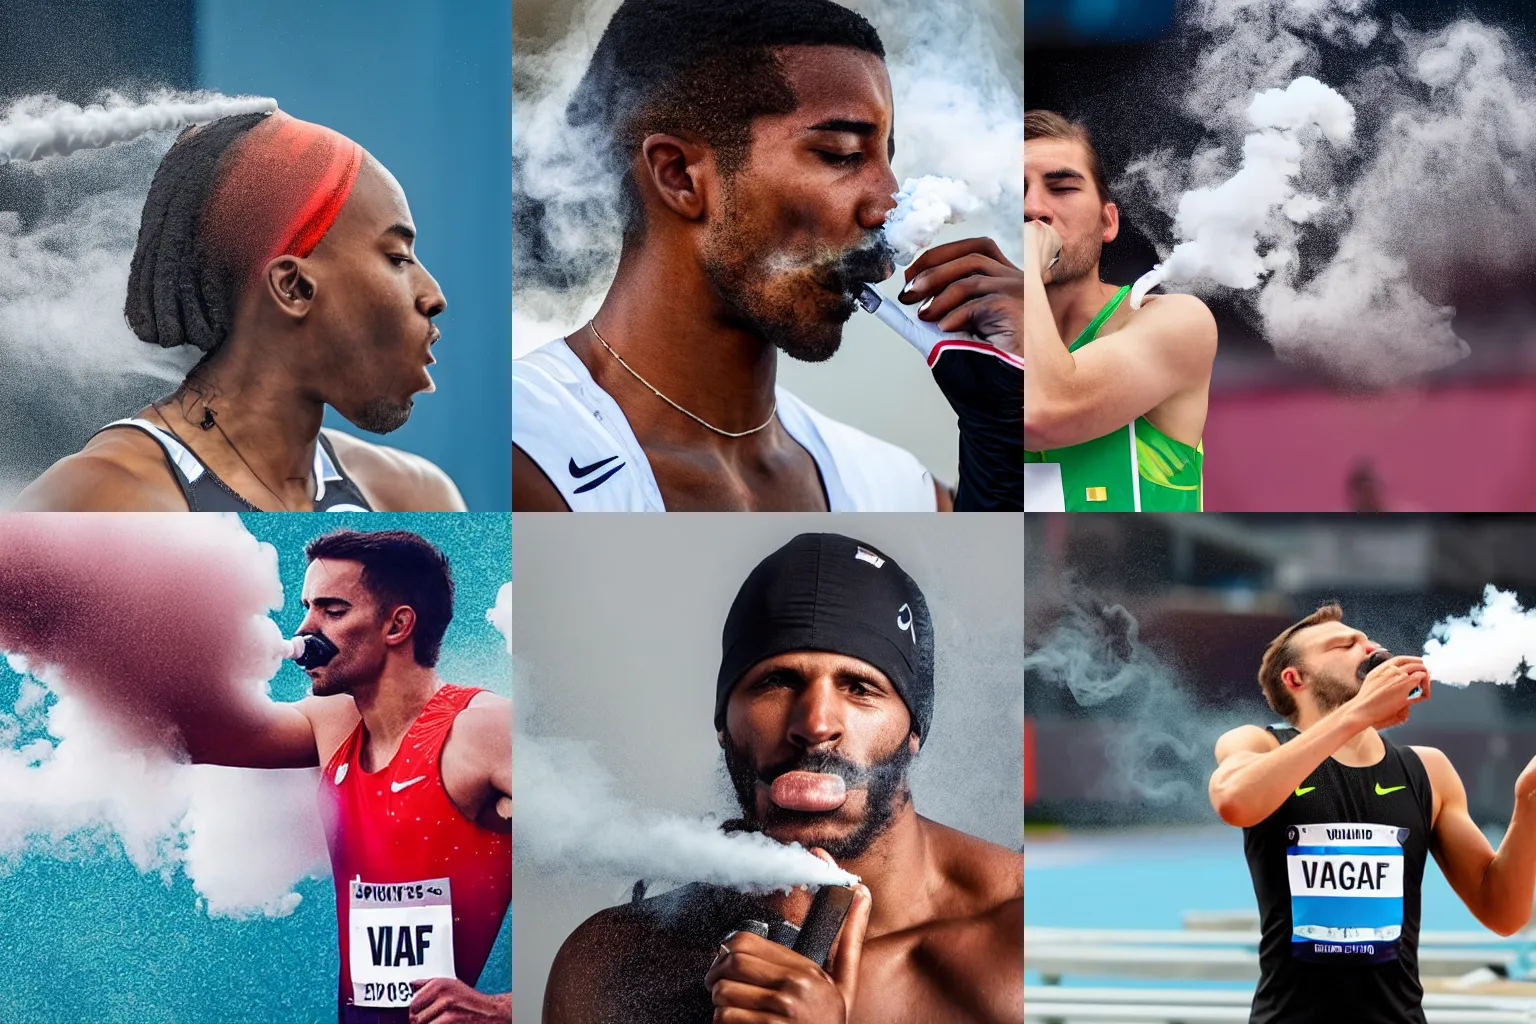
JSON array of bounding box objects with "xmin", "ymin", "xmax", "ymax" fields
[
  {"xmin": 1101, "ymin": 201, "xmax": 1120, "ymax": 245},
  {"xmin": 1281, "ymin": 665, "xmax": 1305, "ymax": 692},
  {"xmin": 639, "ymin": 133, "xmax": 714, "ymax": 222},
  {"xmin": 263, "ymin": 256, "xmax": 317, "ymax": 320},
  {"xmin": 717, "ymin": 729, "xmax": 728, "ymax": 749},
  {"xmin": 382, "ymin": 605, "xmax": 418, "ymax": 653},
  {"xmin": 908, "ymin": 733, "xmax": 920, "ymax": 757}
]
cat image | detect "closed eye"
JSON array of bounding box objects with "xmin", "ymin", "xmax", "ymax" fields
[
  {"xmin": 389, "ymin": 254, "xmax": 416, "ymax": 266},
  {"xmin": 815, "ymin": 151, "xmax": 863, "ymax": 167}
]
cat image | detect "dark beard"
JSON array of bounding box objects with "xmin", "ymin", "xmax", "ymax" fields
[{"xmin": 720, "ymin": 731, "xmax": 913, "ymax": 862}]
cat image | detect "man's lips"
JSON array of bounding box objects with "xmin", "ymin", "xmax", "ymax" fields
[{"xmin": 770, "ymin": 771, "xmax": 848, "ymax": 812}]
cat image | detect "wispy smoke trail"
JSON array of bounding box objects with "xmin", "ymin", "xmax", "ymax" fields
[
  {"xmin": 0, "ymin": 91, "xmax": 277, "ymax": 164},
  {"xmin": 0, "ymin": 515, "xmax": 327, "ymax": 917},
  {"xmin": 515, "ymin": 734, "xmax": 858, "ymax": 890},
  {"xmin": 1025, "ymin": 581, "xmax": 1237, "ymax": 809},
  {"xmin": 511, "ymin": 0, "xmax": 1022, "ymax": 356},
  {"xmin": 1422, "ymin": 585, "xmax": 1534, "ymax": 686},
  {"xmin": 1116, "ymin": 0, "xmax": 1536, "ymax": 382}
]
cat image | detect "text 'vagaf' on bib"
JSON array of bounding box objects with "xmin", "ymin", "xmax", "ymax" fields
[
  {"xmin": 348, "ymin": 876, "xmax": 456, "ymax": 1008},
  {"xmin": 1287, "ymin": 822, "xmax": 1407, "ymax": 964}
]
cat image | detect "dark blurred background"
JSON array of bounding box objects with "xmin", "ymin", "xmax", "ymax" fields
[
  {"xmin": 1026, "ymin": 0, "xmax": 1536, "ymax": 511},
  {"xmin": 1026, "ymin": 513, "xmax": 1536, "ymax": 826}
]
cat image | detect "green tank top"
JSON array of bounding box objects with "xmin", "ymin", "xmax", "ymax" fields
[{"xmin": 1025, "ymin": 285, "xmax": 1204, "ymax": 512}]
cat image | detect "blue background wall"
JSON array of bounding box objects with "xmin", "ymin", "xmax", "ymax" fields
[{"xmin": 196, "ymin": 1, "xmax": 511, "ymax": 511}]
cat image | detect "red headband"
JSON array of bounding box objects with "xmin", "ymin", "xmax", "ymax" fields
[{"xmin": 202, "ymin": 111, "xmax": 365, "ymax": 285}]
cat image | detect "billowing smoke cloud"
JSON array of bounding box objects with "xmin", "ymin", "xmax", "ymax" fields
[
  {"xmin": 511, "ymin": 0, "xmax": 1022, "ymax": 356},
  {"xmin": 0, "ymin": 90, "xmax": 277, "ymax": 501},
  {"xmin": 0, "ymin": 91, "xmax": 276, "ymax": 164},
  {"xmin": 1422, "ymin": 585, "xmax": 1535, "ymax": 686},
  {"xmin": 1116, "ymin": 0, "xmax": 1536, "ymax": 382},
  {"xmin": 883, "ymin": 176, "xmax": 981, "ymax": 265},
  {"xmin": 1025, "ymin": 580, "xmax": 1239, "ymax": 809},
  {"xmin": 0, "ymin": 515, "xmax": 328, "ymax": 917},
  {"xmin": 515, "ymin": 733, "xmax": 858, "ymax": 890}
]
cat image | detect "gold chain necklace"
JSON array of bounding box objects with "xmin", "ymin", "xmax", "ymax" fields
[{"xmin": 587, "ymin": 319, "xmax": 777, "ymax": 438}]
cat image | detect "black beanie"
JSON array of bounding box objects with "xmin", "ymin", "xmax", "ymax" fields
[{"xmin": 716, "ymin": 533, "xmax": 935, "ymax": 744}]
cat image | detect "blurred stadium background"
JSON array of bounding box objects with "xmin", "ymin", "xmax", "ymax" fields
[
  {"xmin": 1025, "ymin": 513, "xmax": 1536, "ymax": 1021},
  {"xmin": 1027, "ymin": 0, "xmax": 1536, "ymax": 512},
  {"xmin": 0, "ymin": 0, "xmax": 510, "ymax": 510}
]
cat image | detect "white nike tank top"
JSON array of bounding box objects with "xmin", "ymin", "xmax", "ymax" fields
[{"xmin": 512, "ymin": 339, "xmax": 937, "ymax": 512}]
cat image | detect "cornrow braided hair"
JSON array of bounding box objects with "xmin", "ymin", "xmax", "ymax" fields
[{"xmin": 125, "ymin": 112, "xmax": 269, "ymax": 354}]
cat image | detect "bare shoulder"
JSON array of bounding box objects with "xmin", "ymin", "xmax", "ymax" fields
[
  {"xmin": 924, "ymin": 817, "xmax": 1024, "ymax": 906},
  {"xmin": 10, "ymin": 428, "xmax": 185, "ymax": 511},
  {"xmin": 1215, "ymin": 723, "xmax": 1280, "ymax": 759},
  {"xmin": 545, "ymin": 902, "xmax": 652, "ymax": 1022},
  {"xmin": 1133, "ymin": 292, "xmax": 1218, "ymax": 361},
  {"xmin": 512, "ymin": 443, "xmax": 571, "ymax": 511},
  {"xmin": 1408, "ymin": 744, "xmax": 1456, "ymax": 781},
  {"xmin": 453, "ymin": 692, "xmax": 512, "ymax": 745},
  {"xmin": 321, "ymin": 428, "xmax": 467, "ymax": 511}
]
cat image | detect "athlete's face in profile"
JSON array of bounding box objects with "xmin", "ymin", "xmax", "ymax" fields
[
  {"xmin": 1293, "ymin": 621, "xmax": 1380, "ymax": 713},
  {"xmin": 304, "ymin": 157, "xmax": 447, "ymax": 434},
  {"xmin": 699, "ymin": 45, "xmax": 899, "ymax": 363},
  {"xmin": 1024, "ymin": 137, "xmax": 1118, "ymax": 286},
  {"xmin": 297, "ymin": 558, "xmax": 392, "ymax": 696},
  {"xmin": 719, "ymin": 650, "xmax": 917, "ymax": 863}
]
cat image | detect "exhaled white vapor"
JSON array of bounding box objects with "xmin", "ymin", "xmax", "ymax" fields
[
  {"xmin": 1130, "ymin": 76, "xmax": 1354, "ymax": 309},
  {"xmin": 1422, "ymin": 585, "xmax": 1536, "ymax": 686},
  {"xmin": 516, "ymin": 734, "xmax": 857, "ymax": 890},
  {"xmin": 487, "ymin": 582, "xmax": 512, "ymax": 654},
  {"xmin": 883, "ymin": 176, "xmax": 983, "ymax": 265},
  {"xmin": 0, "ymin": 515, "xmax": 328, "ymax": 917},
  {"xmin": 0, "ymin": 92, "xmax": 277, "ymax": 164}
]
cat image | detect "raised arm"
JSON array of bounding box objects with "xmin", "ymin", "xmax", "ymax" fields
[
  {"xmin": 180, "ymin": 696, "xmax": 327, "ymax": 769},
  {"xmin": 1210, "ymin": 657, "xmax": 1429, "ymax": 827},
  {"xmin": 1418, "ymin": 745, "xmax": 1536, "ymax": 936}
]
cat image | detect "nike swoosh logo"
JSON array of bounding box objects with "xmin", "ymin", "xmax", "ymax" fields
[
  {"xmin": 390, "ymin": 776, "xmax": 427, "ymax": 793},
  {"xmin": 1375, "ymin": 783, "xmax": 1406, "ymax": 796},
  {"xmin": 1294, "ymin": 786, "xmax": 1316, "ymax": 797},
  {"xmin": 569, "ymin": 455, "xmax": 620, "ymax": 478},
  {"xmin": 573, "ymin": 463, "xmax": 625, "ymax": 494}
]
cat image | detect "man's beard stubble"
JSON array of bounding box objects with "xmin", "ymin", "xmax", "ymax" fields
[
  {"xmin": 700, "ymin": 181, "xmax": 889, "ymax": 364},
  {"xmin": 1042, "ymin": 230, "xmax": 1100, "ymax": 287},
  {"xmin": 720, "ymin": 731, "xmax": 914, "ymax": 863},
  {"xmin": 1307, "ymin": 668, "xmax": 1361, "ymax": 715}
]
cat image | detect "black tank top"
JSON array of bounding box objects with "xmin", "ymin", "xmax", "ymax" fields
[
  {"xmin": 1244, "ymin": 725, "xmax": 1433, "ymax": 1024},
  {"xmin": 94, "ymin": 418, "xmax": 373, "ymax": 512}
]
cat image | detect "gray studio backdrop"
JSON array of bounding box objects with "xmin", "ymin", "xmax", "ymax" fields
[{"xmin": 512, "ymin": 513, "xmax": 1024, "ymax": 1019}]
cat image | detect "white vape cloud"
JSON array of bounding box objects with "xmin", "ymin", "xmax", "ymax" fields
[
  {"xmin": 1116, "ymin": 0, "xmax": 1536, "ymax": 382},
  {"xmin": 883, "ymin": 176, "xmax": 981, "ymax": 265},
  {"xmin": 1422, "ymin": 585, "xmax": 1536, "ymax": 686},
  {"xmin": 515, "ymin": 733, "xmax": 858, "ymax": 890},
  {"xmin": 487, "ymin": 582, "xmax": 513, "ymax": 654},
  {"xmin": 0, "ymin": 515, "xmax": 327, "ymax": 917}
]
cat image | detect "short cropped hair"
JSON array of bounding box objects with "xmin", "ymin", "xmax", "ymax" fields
[{"xmin": 305, "ymin": 530, "xmax": 455, "ymax": 667}]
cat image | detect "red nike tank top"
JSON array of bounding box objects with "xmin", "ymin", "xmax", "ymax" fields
[{"xmin": 318, "ymin": 683, "xmax": 511, "ymax": 1010}]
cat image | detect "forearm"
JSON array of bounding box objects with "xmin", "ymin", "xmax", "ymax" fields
[
  {"xmin": 1022, "ymin": 268, "xmax": 1075, "ymax": 445},
  {"xmin": 1481, "ymin": 795, "xmax": 1536, "ymax": 933},
  {"xmin": 1211, "ymin": 711, "xmax": 1367, "ymax": 825}
]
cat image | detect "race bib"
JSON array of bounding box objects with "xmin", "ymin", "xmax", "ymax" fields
[
  {"xmin": 1025, "ymin": 463, "xmax": 1066, "ymax": 512},
  {"xmin": 349, "ymin": 877, "xmax": 456, "ymax": 1008},
  {"xmin": 1287, "ymin": 823, "xmax": 1406, "ymax": 963}
]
